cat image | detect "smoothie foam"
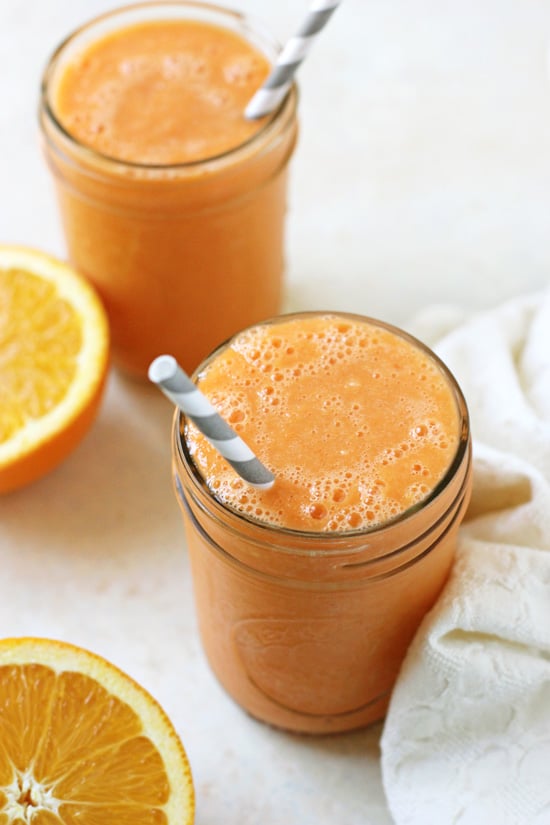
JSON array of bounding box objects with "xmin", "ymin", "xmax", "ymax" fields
[
  {"xmin": 186, "ymin": 313, "xmax": 461, "ymax": 532},
  {"xmin": 54, "ymin": 19, "xmax": 270, "ymax": 164}
]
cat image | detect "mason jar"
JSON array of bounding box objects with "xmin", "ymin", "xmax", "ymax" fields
[
  {"xmin": 39, "ymin": 1, "xmax": 298, "ymax": 379},
  {"xmin": 171, "ymin": 312, "xmax": 472, "ymax": 734}
]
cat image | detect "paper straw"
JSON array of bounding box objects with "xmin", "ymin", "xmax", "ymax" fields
[
  {"xmin": 245, "ymin": 0, "xmax": 342, "ymax": 120},
  {"xmin": 149, "ymin": 355, "xmax": 275, "ymax": 490}
]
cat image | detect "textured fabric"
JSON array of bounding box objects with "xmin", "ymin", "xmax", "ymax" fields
[{"xmin": 381, "ymin": 290, "xmax": 550, "ymax": 825}]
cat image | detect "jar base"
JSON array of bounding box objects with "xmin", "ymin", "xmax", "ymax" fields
[{"xmin": 221, "ymin": 680, "xmax": 392, "ymax": 735}]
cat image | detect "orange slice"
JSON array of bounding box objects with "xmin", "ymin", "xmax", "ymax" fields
[
  {"xmin": 0, "ymin": 245, "xmax": 109, "ymax": 494},
  {"xmin": 0, "ymin": 637, "xmax": 194, "ymax": 824}
]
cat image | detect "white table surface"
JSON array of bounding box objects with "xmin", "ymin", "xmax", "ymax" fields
[{"xmin": 1, "ymin": 2, "xmax": 550, "ymax": 823}]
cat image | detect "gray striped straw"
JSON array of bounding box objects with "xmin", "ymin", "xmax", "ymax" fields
[
  {"xmin": 149, "ymin": 355, "xmax": 275, "ymax": 490},
  {"xmin": 245, "ymin": 0, "xmax": 342, "ymax": 120}
]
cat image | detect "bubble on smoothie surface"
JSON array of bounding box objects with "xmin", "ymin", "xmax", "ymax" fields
[{"xmin": 185, "ymin": 315, "xmax": 460, "ymax": 532}]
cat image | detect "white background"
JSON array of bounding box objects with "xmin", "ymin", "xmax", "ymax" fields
[{"xmin": 2, "ymin": 2, "xmax": 550, "ymax": 823}]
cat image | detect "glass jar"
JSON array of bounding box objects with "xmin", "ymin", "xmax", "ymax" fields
[
  {"xmin": 171, "ymin": 313, "xmax": 472, "ymax": 734},
  {"xmin": 39, "ymin": 1, "xmax": 298, "ymax": 379}
]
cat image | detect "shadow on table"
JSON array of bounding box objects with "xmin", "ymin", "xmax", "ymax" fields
[{"xmin": 0, "ymin": 368, "xmax": 181, "ymax": 557}]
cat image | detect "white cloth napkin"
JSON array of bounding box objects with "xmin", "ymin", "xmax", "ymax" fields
[{"xmin": 381, "ymin": 289, "xmax": 550, "ymax": 825}]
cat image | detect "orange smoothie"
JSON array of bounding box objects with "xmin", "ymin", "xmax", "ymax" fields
[
  {"xmin": 40, "ymin": 3, "xmax": 298, "ymax": 378},
  {"xmin": 53, "ymin": 19, "xmax": 270, "ymax": 165},
  {"xmin": 174, "ymin": 313, "xmax": 472, "ymax": 733}
]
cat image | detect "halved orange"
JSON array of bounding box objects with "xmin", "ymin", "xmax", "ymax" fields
[
  {"xmin": 0, "ymin": 245, "xmax": 109, "ymax": 494},
  {"xmin": 0, "ymin": 637, "xmax": 195, "ymax": 824}
]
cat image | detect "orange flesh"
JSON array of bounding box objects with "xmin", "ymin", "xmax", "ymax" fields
[
  {"xmin": 0, "ymin": 664, "xmax": 170, "ymax": 824},
  {"xmin": 187, "ymin": 314, "xmax": 460, "ymax": 532},
  {"xmin": 54, "ymin": 19, "xmax": 270, "ymax": 164},
  {"xmin": 0, "ymin": 268, "xmax": 81, "ymax": 443}
]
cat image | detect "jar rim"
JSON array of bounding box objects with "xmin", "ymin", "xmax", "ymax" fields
[
  {"xmin": 174, "ymin": 310, "xmax": 471, "ymax": 546},
  {"xmin": 39, "ymin": 0, "xmax": 298, "ymax": 173}
]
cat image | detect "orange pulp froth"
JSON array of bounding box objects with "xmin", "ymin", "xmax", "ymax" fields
[
  {"xmin": 53, "ymin": 19, "xmax": 271, "ymax": 165},
  {"xmin": 186, "ymin": 314, "xmax": 461, "ymax": 532}
]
